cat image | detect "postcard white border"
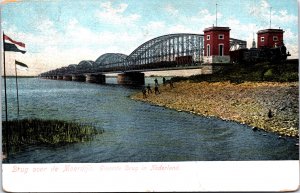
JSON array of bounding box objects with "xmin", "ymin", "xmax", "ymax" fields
[
  {"xmin": 1, "ymin": 161, "xmax": 299, "ymax": 192},
  {"xmin": 1, "ymin": 0, "xmax": 300, "ymax": 192}
]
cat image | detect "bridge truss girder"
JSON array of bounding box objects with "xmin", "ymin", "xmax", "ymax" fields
[{"xmin": 125, "ymin": 33, "xmax": 204, "ymax": 69}]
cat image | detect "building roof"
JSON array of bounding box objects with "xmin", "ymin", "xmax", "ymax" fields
[
  {"xmin": 203, "ymin": 26, "xmax": 231, "ymax": 32},
  {"xmin": 257, "ymin": 28, "xmax": 284, "ymax": 34}
]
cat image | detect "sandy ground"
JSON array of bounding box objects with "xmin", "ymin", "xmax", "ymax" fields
[{"xmin": 131, "ymin": 81, "xmax": 299, "ymax": 137}]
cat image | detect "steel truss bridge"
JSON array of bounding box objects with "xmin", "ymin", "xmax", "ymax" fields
[{"xmin": 40, "ymin": 33, "xmax": 246, "ymax": 77}]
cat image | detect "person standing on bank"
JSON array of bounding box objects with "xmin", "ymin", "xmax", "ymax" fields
[
  {"xmin": 154, "ymin": 85, "xmax": 160, "ymax": 95},
  {"xmin": 142, "ymin": 87, "xmax": 147, "ymax": 98},
  {"xmin": 154, "ymin": 78, "xmax": 159, "ymax": 87},
  {"xmin": 169, "ymin": 80, "xmax": 174, "ymax": 89},
  {"xmin": 146, "ymin": 84, "xmax": 152, "ymax": 94}
]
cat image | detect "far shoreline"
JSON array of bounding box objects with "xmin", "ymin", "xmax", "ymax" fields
[{"xmin": 1, "ymin": 76, "xmax": 37, "ymax": 78}]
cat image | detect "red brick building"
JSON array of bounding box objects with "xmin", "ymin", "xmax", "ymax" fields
[
  {"xmin": 203, "ymin": 26, "xmax": 231, "ymax": 63},
  {"xmin": 257, "ymin": 29, "xmax": 284, "ymax": 48}
]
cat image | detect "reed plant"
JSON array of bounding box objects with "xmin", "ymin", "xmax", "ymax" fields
[{"xmin": 2, "ymin": 119, "xmax": 103, "ymax": 152}]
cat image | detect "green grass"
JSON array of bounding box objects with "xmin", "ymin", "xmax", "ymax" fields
[
  {"xmin": 171, "ymin": 61, "xmax": 298, "ymax": 83},
  {"xmin": 2, "ymin": 119, "xmax": 103, "ymax": 152}
]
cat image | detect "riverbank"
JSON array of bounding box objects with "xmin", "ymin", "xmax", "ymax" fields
[{"xmin": 131, "ymin": 81, "xmax": 299, "ymax": 137}]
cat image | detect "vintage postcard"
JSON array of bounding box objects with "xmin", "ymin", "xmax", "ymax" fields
[{"xmin": 1, "ymin": 0, "xmax": 299, "ymax": 191}]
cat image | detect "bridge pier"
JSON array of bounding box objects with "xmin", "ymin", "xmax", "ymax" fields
[
  {"xmin": 63, "ymin": 75, "xmax": 72, "ymax": 81},
  {"xmin": 86, "ymin": 74, "xmax": 106, "ymax": 84},
  {"xmin": 72, "ymin": 74, "xmax": 86, "ymax": 82},
  {"xmin": 117, "ymin": 72, "xmax": 145, "ymax": 85},
  {"xmin": 57, "ymin": 76, "xmax": 63, "ymax": 80},
  {"xmin": 52, "ymin": 76, "xmax": 57, "ymax": 80}
]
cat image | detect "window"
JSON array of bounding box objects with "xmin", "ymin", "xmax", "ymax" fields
[
  {"xmin": 219, "ymin": 44, "xmax": 224, "ymax": 56},
  {"xmin": 218, "ymin": 34, "xmax": 224, "ymax": 39},
  {"xmin": 273, "ymin": 36, "xmax": 278, "ymax": 41},
  {"xmin": 207, "ymin": 35, "xmax": 210, "ymax": 40},
  {"xmin": 261, "ymin": 37, "xmax": 265, "ymax": 42},
  {"xmin": 207, "ymin": 44, "xmax": 210, "ymax": 56}
]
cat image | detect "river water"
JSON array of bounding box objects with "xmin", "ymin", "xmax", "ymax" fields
[{"xmin": 2, "ymin": 78, "xmax": 298, "ymax": 163}]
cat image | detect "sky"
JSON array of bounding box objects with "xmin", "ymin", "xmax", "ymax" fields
[{"xmin": 1, "ymin": 0, "xmax": 298, "ymax": 76}]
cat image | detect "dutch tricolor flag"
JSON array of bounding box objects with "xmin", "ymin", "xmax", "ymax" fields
[{"xmin": 4, "ymin": 34, "xmax": 26, "ymax": 54}]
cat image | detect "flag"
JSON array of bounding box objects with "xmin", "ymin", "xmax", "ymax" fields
[
  {"xmin": 4, "ymin": 34, "xmax": 26, "ymax": 54},
  {"xmin": 15, "ymin": 60, "xmax": 28, "ymax": 71}
]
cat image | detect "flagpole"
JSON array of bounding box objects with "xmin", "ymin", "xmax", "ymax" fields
[
  {"xmin": 216, "ymin": 3, "xmax": 218, "ymax": 27},
  {"xmin": 3, "ymin": 32, "xmax": 9, "ymax": 161},
  {"xmin": 269, "ymin": 7, "xmax": 272, "ymax": 28},
  {"xmin": 2, "ymin": 33, "xmax": 8, "ymax": 121},
  {"xmin": 14, "ymin": 61, "xmax": 19, "ymax": 116}
]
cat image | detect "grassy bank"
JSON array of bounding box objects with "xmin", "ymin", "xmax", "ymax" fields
[
  {"xmin": 2, "ymin": 119, "xmax": 103, "ymax": 152},
  {"xmin": 132, "ymin": 62, "xmax": 299, "ymax": 137}
]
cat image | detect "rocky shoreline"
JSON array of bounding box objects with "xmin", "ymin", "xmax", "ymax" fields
[{"xmin": 131, "ymin": 81, "xmax": 299, "ymax": 138}]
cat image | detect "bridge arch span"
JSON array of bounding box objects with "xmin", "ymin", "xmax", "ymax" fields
[
  {"xmin": 126, "ymin": 33, "xmax": 204, "ymax": 68},
  {"xmin": 64, "ymin": 64, "xmax": 77, "ymax": 74},
  {"xmin": 94, "ymin": 53, "xmax": 127, "ymax": 69},
  {"xmin": 95, "ymin": 53, "xmax": 127, "ymax": 64},
  {"xmin": 76, "ymin": 60, "xmax": 94, "ymax": 73}
]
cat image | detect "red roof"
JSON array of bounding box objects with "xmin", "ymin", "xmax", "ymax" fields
[
  {"xmin": 203, "ymin": 26, "xmax": 231, "ymax": 32},
  {"xmin": 257, "ymin": 29, "xmax": 284, "ymax": 34}
]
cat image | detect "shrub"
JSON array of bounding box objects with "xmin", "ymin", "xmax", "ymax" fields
[
  {"xmin": 263, "ymin": 69, "xmax": 273, "ymax": 78},
  {"xmin": 279, "ymin": 72, "xmax": 299, "ymax": 82}
]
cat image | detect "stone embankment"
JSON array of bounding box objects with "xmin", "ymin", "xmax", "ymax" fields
[{"xmin": 131, "ymin": 81, "xmax": 299, "ymax": 137}]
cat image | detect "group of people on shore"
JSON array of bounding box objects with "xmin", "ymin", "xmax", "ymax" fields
[{"xmin": 142, "ymin": 77, "xmax": 174, "ymax": 98}]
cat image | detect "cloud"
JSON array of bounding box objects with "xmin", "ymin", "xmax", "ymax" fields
[
  {"xmin": 284, "ymin": 28, "xmax": 297, "ymax": 44},
  {"xmin": 224, "ymin": 18, "xmax": 258, "ymax": 46},
  {"xmin": 64, "ymin": 18, "xmax": 142, "ymax": 54},
  {"xmin": 141, "ymin": 21, "xmax": 166, "ymax": 38},
  {"xmin": 95, "ymin": 2, "xmax": 140, "ymax": 25},
  {"xmin": 272, "ymin": 9, "xmax": 297, "ymax": 25},
  {"xmin": 3, "ymin": 15, "xmax": 148, "ymax": 76},
  {"xmin": 164, "ymin": 4, "xmax": 179, "ymax": 16},
  {"xmin": 3, "ymin": 20, "xmax": 94, "ymax": 75},
  {"xmin": 190, "ymin": 9, "xmax": 222, "ymax": 29},
  {"xmin": 281, "ymin": 28, "xmax": 298, "ymax": 59},
  {"xmin": 247, "ymin": 0, "xmax": 297, "ymax": 28},
  {"xmin": 168, "ymin": 24, "xmax": 194, "ymax": 34},
  {"xmin": 248, "ymin": 0, "xmax": 270, "ymax": 16}
]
